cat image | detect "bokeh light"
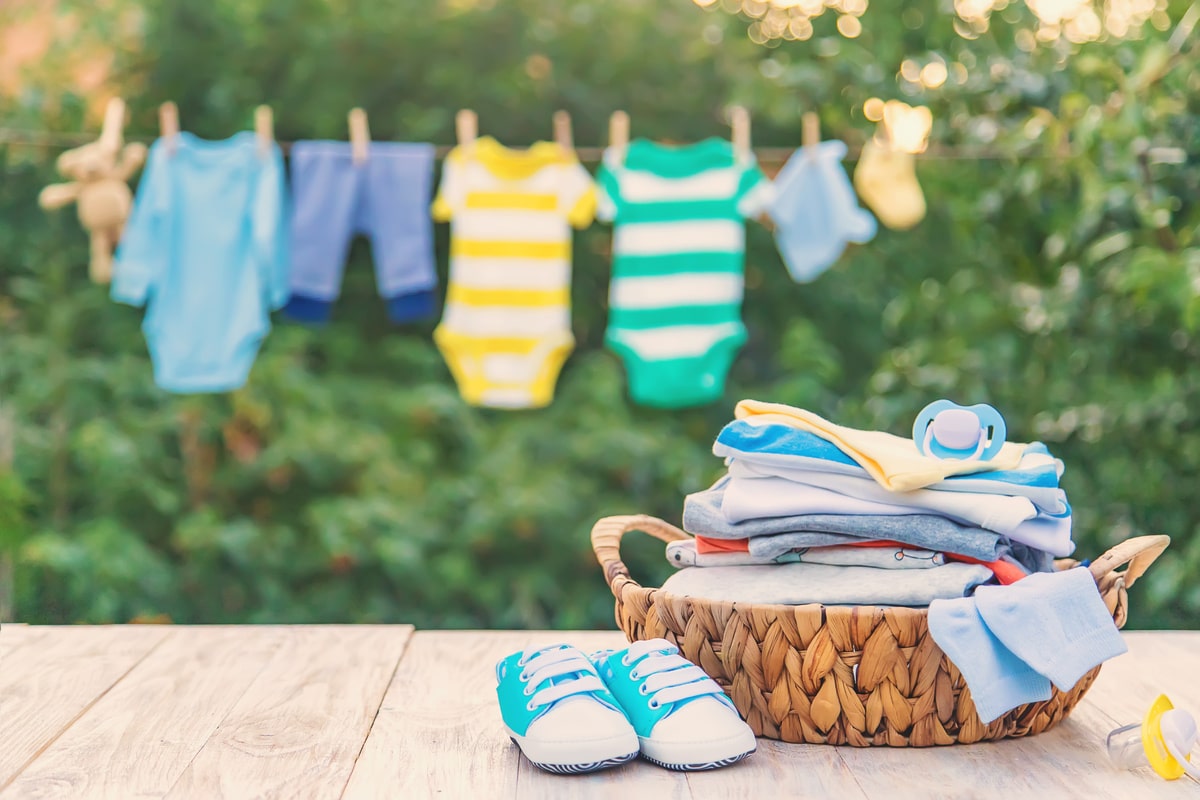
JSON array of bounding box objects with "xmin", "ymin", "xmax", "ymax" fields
[
  {"xmin": 695, "ymin": 0, "xmax": 869, "ymax": 41},
  {"xmin": 696, "ymin": 0, "xmax": 1169, "ymax": 45},
  {"xmin": 920, "ymin": 61, "xmax": 948, "ymax": 88},
  {"xmin": 957, "ymin": 0, "xmax": 1165, "ymax": 41},
  {"xmin": 863, "ymin": 96, "xmax": 885, "ymax": 121},
  {"xmin": 836, "ymin": 14, "xmax": 862, "ymax": 37}
]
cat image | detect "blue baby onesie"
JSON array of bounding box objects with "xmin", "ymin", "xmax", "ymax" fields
[
  {"xmin": 768, "ymin": 140, "xmax": 875, "ymax": 282},
  {"xmin": 113, "ymin": 132, "xmax": 288, "ymax": 393},
  {"xmin": 284, "ymin": 141, "xmax": 437, "ymax": 324}
]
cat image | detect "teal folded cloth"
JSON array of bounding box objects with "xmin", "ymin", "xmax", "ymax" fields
[{"xmin": 659, "ymin": 561, "xmax": 994, "ymax": 607}]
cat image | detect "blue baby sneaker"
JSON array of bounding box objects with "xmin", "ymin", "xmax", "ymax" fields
[
  {"xmin": 495, "ymin": 644, "xmax": 639, "ymax": 774},
  {"xmin": 591, "ymin": 639, "xmax": 756, "ymax": 771}
]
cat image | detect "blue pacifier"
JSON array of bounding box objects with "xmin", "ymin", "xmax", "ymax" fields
[{"xmin": 912, "ymin": 399, "xmax": 1007, "ymax": 461}]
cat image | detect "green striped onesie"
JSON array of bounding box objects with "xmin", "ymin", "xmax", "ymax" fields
[{"xmin": 596, "ymin": 138, "xmax": 773, "ymax": 408}]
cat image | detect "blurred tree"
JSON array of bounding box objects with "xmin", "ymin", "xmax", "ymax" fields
[{"xmin": 1, "ymin": 0, "xmax": 1197, "ymax": 628}]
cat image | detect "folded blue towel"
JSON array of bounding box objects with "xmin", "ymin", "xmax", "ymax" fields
[
  {"xmin": 927, "ymin": 597, "xmax": 1053, "ymax": 723},
  {"xmin": 975, "ymin": 567, "xmax": 1127, "ymax": 690},
  {"xmin": 928, "ymin": 566, "xmax": 1126, "ymax": 723}
]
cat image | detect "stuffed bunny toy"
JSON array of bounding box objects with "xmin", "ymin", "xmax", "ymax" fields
[{"xmin": 39, "ymin": 98, "xmax": 147, "ymax": 284}]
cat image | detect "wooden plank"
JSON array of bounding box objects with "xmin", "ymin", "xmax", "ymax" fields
[
  {"xmin": 164, "ymin": 625, "xmax": 411, "ymax": 800},
  {"xmin": 686, "ymin": 738, "xmax": 867, "ymax": 800},
  {"xmin": 343, "ymin": 630, "xmax": 693, "ymax": 800},
  {"xmin": 514, "ymin": 753, "xmax": 691, "ymax": 800},
  {"xmin": 0, "ymin": 626, "xmax": 289, "ymax": 799},
  {"xmin": 0, "ymin": 625, "xmax": 46, "ymax": 661},
  {"xmin": 833, "ymin": 712, "xmax": 1195, "ymax": 799},
  {"xmin": 0, "ymin": 626, "xmax": 170, "ymax": 791},
  {"xmin": 1085, "ymin": 631, "xmax": 1200, "ymax": 723}
]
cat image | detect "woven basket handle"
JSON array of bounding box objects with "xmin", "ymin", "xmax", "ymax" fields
[
  {"xmin": 1087, "ymin": 534, "xmax": 1170, "ymax": 588},
  {"xmin": 591, "ymin": 515, "xmax": 689, "ymax": 597}
]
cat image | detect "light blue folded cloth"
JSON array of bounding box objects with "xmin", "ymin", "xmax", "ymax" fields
[
  {"xmin": 714, "ymin": 421, "xmax": 1068, "ymax": 514},
  {"xmin": 767, "ymin": 140, "xmax": 876, "ymax": 282},
  {"xmin": 927, "ymin": 597, "xmax": 1053, "ymax": 723},
  {"xmin": 928, "ymin": 566, "xmax": 1126, "ymax": 723},
  {"xmin": 975, "ymin": 567, "xmax": 1128, "ymax": 690},
  {"xmin": 660, "ymin": 561, "xmax": 994, "ymax": 607},
  {"xmin": 683, "ymin": 477, "xmax": 1010, "ymax": 562}
]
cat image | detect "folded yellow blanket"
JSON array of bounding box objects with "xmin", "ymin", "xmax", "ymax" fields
[{"xmin": 734, "ymin": 399, "xmax": 1027, "ymax": 492}]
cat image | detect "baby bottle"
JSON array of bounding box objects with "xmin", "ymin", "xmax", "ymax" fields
[{"xmin": 1106, "ymin": 694, "xmax": 1199, "ymax": 781}]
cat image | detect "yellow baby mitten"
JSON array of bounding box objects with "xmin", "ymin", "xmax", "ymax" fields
[{"xmin": 853, "ymin": 138, "xmax": 925, "ymax": 231}]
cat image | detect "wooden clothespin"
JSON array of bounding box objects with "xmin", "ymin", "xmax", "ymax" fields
[
  {"xmin": 553, "ymin": 110, "xmax": 573, "ymax": 152},
  {"xmin": 456, "ymin": 109, "xmax": 478, "ymax": 149},
  {"xmin": 608, "ymin": 111, "xmax": 630, "ymax": 149},
  {"xmin": 98, "ymin": 97, "xmax": 126, "ymax": 154},
  {"xmin": 608, "ymin": 110, "xmax": 629, "ymax": 164},
  {"xmin": 159, "ymin": 101, "xmax": 179, "ymax": 155},
  {"xmin": 729, "ymin": 105, "xmax": 750, "ymax": 160},
  {"xmin": 349, "ymin": 107, "xmax": 370, "ymax": 166},
  {"xmin": 802, "ymin": 111, "xmax": 820, "ymax": 150},
  {"xmin": 254, "ymin": 105, "xmax": 274, "ymax": 156}
]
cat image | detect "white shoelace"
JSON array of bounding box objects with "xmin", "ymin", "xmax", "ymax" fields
[
  {"xmin": 621, "ymin": 639, "xmax": 721, "ymax": 709},
  {"xmin": 517, "ymin": 646, "xmax": 606, "ymax": 712}
]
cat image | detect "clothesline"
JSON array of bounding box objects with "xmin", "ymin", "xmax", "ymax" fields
[{"xmin": 0, "ymin": 128, "xmax": 1074, "ymax": 162}]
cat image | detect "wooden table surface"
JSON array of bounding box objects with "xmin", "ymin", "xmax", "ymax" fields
[{"xmin": 0, "ymin": 625, "xmax": 1197, "ymax": 799}]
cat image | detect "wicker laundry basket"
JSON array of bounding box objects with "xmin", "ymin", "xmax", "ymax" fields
[{"xmin": 591, "ymin": 514, "xmax": 1170, "ymax": 747}]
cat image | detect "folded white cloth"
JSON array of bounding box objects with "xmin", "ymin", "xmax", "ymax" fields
[
  {"xmin": 721, "ymin": 465, "xmax": 1074, "ymax": 557},
  {"xmin": 660, "ymin": 561, "xmax": 995, "ymax": 606}
]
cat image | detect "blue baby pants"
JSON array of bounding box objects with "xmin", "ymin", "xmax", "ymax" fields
[{"xmin": 285, "ymin": 141, "xmax": 437, "ymax": 323}]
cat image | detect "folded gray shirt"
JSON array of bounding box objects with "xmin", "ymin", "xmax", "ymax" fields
[
  {"xmin": 665, "ymin": 538, "xmax": 946, "ymax": 569},
  {"xmin": 683, "ymin": 476, "xmax": 1008, "ymax": 562},
  {"xmin": 660, "ymin": 562, "xmax": 995, "ymax": 607}
]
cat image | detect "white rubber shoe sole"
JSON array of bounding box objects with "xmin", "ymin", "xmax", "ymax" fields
[
  {"xmin": 505, "ymin": 726, "xmax": 639, "ymax": 774},
  {"xmin": 638, "ymin": 727, "xmax": 758, "ymax": 771}
]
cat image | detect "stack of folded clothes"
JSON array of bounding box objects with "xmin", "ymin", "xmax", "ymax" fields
[{"xmin": 661, "ymin": 399, "xmax": 1074, "ymax": 608}]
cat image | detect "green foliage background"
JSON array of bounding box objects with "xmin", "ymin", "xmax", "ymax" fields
[{"xmin": 2, "ymin": 0, "xmax": 1198, "ymax": 628}]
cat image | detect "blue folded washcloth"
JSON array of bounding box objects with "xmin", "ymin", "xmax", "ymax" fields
[
  {"xmin": 927, "ymin": 597, "xmax": 1053, "ymax": 723},
  {"xmin": 928, "ymin": 566, "xmax": 1126, "ymax": 722},
  {"xmin": 975, "ymin": 567, "xmax": 1127, "ymax": 690}
]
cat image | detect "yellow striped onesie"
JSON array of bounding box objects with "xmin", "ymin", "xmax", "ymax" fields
[{"xmin": 432, "ymin": 137, "xmax": 596, "ymax": 408}]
